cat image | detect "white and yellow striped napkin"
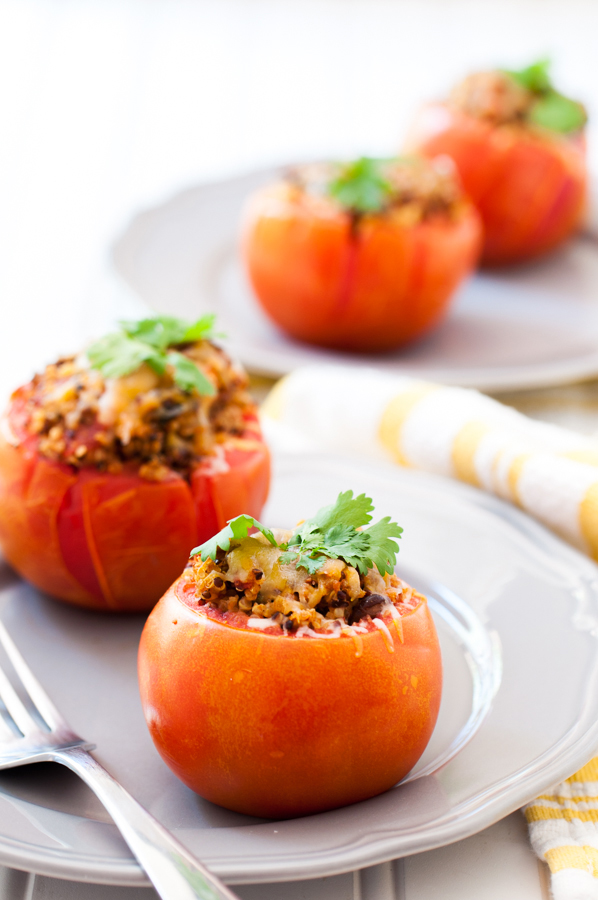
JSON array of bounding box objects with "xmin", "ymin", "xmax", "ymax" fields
[{"xmin": 262, "ymin": 365, "xmax": 598, "ymax": 898}]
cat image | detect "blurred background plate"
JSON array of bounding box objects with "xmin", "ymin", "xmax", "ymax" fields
[
  {"xmin": 0, "ymin": 454, "xmax": 598, "ymax": 885},
  {"xmin": 113, "ymin": 167, "xmax": 598, "ymax": 392}
]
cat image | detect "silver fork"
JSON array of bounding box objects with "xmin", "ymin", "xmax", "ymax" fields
[{"xmin": 0, "ymin": 620, "xmax": 239, "ymax": 900}]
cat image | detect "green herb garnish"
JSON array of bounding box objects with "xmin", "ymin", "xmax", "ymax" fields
[
  {"xmin": 529, "ymin": 91, "xmax": 586, "ymax": 133},
  {"xmin": 505, "ymin": 58, "xmax": 553, "ymax": 94},
  {"xmin": 503, "ymin": 58, "xmax": 586, "ymax": 134},
  {"xmin": 87, "ymin": 314, "xmax": 218, "ymax": 395},
  {"xmin": 191, "ymin": 491, "xmax": 403, "ymax": 576},
  {"xmin": 192, "ymin": 515, "xmax": 277, "ymax": 561},
  {"xmin": 328, "ymin": 157, "xmax": 394, "ymax": 215}
]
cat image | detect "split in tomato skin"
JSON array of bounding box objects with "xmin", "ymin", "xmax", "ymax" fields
[
  {"xmin": 138, "ymin": 573, "xmax": 442, "ymax": 819},
  {"xmin": 0, "ymin": 421, "xmax": 270, "ymax": 613},
  {"xmin": 242, "ymin": 162, "xmax": 482, "ymax": 354},
  {"xmin": 408, "ymin": 106, "xmax": 587, "ymax": 267},
  {"xmin": 242, "ymin": 158, "xmax": 481, "ymax": 352},
  {"xmin": 0, "ymin": 314, "xmax": 271, "ymax": 613},
  {"xmin": 0, "ymin": 376, "xmax": 270, "ymax": 614}
]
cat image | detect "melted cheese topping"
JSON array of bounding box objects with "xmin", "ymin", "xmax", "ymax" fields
[{"xmin": 97, "ymin": 364, "xmax": 160, "ymax": 427}]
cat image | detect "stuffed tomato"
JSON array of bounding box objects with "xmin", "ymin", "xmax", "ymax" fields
[
  {"xmin": 138, "ymin": 491, "xmax": 442, "ymax": 818},
  {"xmin": 242, "ymin": 156, "xmax": 481, "ymax": 353},
  {"xmin": 407, "ymin": 60, "xmax": 587, "ymax": 265},
  {"xmin": 0, "ymin": 315, "xmax": 270, "ymax": 612}
]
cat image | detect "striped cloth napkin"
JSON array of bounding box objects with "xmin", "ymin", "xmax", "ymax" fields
[{"xmin": 261, "ymin": 364, "xmax": 598, "ymax": 900}]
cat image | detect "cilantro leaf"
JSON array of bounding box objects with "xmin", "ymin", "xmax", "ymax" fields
[
  {"xmin": 192, "ymin": 491, "xmax": 403, "ymax": 578},
  {"xmin": 503, "ymin": 58, "xmax": 586, "ymax": 134},
  {"xmin": 329, "ymin": 158, "xmax": 394, "ymax": 215},
  {"xmin": 308, "ymin": 491, "xmax": 374, "ymax": 533},
  {"xmin": 278, "ymin": 550, "xmax": 328, "ymax": 575},
  {"xmin": 358, "ymin": 517, "xmax": 404, "ymax": 575},
  {"xmin": 87, "ymin": 314, "xmax": 219, "ymax": 394},
  {"xmin": 282, "ymin": 491, "xmax": 402, "ymax": 575},
  {"xmin": 529, "ymin": 91, "xmax": 586, "ymax": 133},
  {"xmin": 119, "ymin": 316, "xmax": 186, "ymax": 350},
  {"xmin": 120, "ymin": 314, "xmax": 217, "ymax": 351},
  {"xmin": 167, "ymin": 351, "xmax": 216, "ymax": 395},
  {"xmin": 191, "ymin": 515, "xmax": 277, "ymax": 561},
  {"xmin": 287, "ymin": 491, "xmax": 374, "ymax": 548},
  {"xmin": 505, "ymin": 58, "xmax": 552, "ymax": 93},
  {"xmin": 181, "ymin": 314, "xmax": 218, "ymax": 342},
  {"xmin": 86, "ymin": 332, "xmax": 165, "ymax": 379}
]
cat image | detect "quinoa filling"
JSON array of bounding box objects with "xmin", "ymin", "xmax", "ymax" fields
[
  {"xmin": 449, "ymin": 67, "xmax": 586, "ymax": 133},
  {"xmin": 285, "ymin": 157, "xmax": 463, "ymax": 224},
  {"xmin": 191, "ymin": 532, "xmax": 420, "ymax": 634},
  {"xmin": 9, "ymin": 340, "xmax": 258, "ymax": 480},
  {"xmin": 450, "ymin": 71, "xmax": 533, "ymax": 126}
]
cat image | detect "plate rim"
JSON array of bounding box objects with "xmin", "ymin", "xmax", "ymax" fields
[
  {"xmin": 1, "ymin": 454, "xmax": 598, "ymax": 885},
  {"xmin": 111, "ymin": 165, "xmax": 598, "ymax": 393}
]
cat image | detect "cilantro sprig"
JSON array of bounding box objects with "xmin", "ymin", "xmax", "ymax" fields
[
  {"xmin": 87, "ymin": 314, "xmax": 218, "ymax": 395},
  {"xmin": 191, "ymin": 491, "xmax": 403, "ymax": 576},
  {"xmin": 503, "ymin": 58, "xmax": 586, "ymax": 134},
  {"xmin": 328, "ymin": 157, "xmax": 394, "ymax": 215},
  {"xmin": 192, "ymin": 515, "xmax": 277, "ymax": 561}
]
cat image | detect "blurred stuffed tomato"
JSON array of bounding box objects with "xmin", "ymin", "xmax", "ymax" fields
[
  {"xmin": 138, "ymin": 493, "xmax": 442, "ymax": 818},
  {"xmin": 242, "ymin": 156, "xmax": 481, "ymax": 353},
  {"xmin": 407, "ymin": 60, "xmax": 588, "ymax": 266},
  {"xmin": 0, "ymin": 315, "xmax": 270, "ymax": 612}
]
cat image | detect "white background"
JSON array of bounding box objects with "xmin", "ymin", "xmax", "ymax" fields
[
  {"xmin": 2, "ymin": 0, "xmax": 598, "ymax": 398},
  {"xmin": 0, "ymin": 4, "xmax": 594, "ymax": 895}
]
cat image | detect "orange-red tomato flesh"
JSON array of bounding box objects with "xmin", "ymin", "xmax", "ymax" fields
[
  {"xmin": 0, "ymin": 411, "xmax": 270, "ymax": 612},
  {"xmin": 242, "ymin": 186, "xmax": 481, "ymax": 353},
  {"xmin": 408, "ymin": 104, "xmax": 587, "ymax": 266},
  {"xmin": 138, "ymin": 574, "xmax": 443, "ymax": 818}
]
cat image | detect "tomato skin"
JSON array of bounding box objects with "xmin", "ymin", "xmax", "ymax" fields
[
  {"xmin": 242, "ymin": 185, "xmax": 482, "ymax": 353},
  {"xmin": 138, "ymin": 576, "xmax": 443, "ymax": 818},
  {"xmin": 0, "ymin": 416, "xmax": 270, "ymax": 612},
  {"xmin": 408, "ymin": 103, "xmax": 588, "ymax": 266}
]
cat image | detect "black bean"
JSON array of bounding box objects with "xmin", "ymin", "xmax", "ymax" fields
[
  {"xmin": 315, "ymin": 600, "xmax": 329, "ymax": 616},
  {"xmin": 213, "ymin": 577, "xmax": 224, "ymax": 587},
  {"xmin": 253, "ymin": 569, "xmax": 263, "ymax": 580},
  {"xmin": 283, "ymin": 618, "xmax": 294, "ymax": 632},
  {"xmin": 349, "ymin": 592, "xmax": 387, "ymax": 624},
  {"xmin": 153, "ymin": 401, "xmax": 185, "ymax": 422},
  {"xmin": 202, "ymin": 590, "xmax": 211, "ymax": 600}
]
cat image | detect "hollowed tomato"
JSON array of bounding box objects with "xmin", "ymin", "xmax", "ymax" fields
[
  {"xmin": 138, "ymin": 573, "xmax": 442, "ymax": 818},
  {"xmin": 0, "ymin": 413, "xmax": 270, "ymax": 612},
  {"xmin": 242, "ymin": 184, "xmax": 482, "ymax": 353},
  {"xmin": 408, "ymin": 104, "xmax": 587, "ymax": 266}
]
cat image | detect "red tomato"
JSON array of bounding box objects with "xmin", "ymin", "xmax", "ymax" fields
[
  {"xmin": 138, "ymin": 573, "xmax": 442, "ymax": 818},
  {"xmin": 242, "ymin": 183, "xmax": 482, "ymax": 353},
  {"xmin": 0, "ymin": 412, "xmax": 270, "ymax": 612},
  {"xmin": 408, "ymin": 104, "xmax": 587, "ymax": 266}
]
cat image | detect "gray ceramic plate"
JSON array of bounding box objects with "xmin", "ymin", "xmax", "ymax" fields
[
  {"xmin": 0, "ymin": 454, "xmax": 597, "ymax": 886},
  {"xmin": 112, "ymin": 167, "xmax": 598, "ymax": 392}
]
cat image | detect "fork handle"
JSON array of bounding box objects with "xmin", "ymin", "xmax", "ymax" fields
[{"xmin": 55, "ymin": 746, "xmax": 239, "ymax": 900}]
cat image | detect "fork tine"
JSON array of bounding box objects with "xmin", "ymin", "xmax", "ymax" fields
[
  {"xmin": 0, "ymin": 664, "xmax": 37, "ymax": 736},
  {"xmin": 0, "ymin": 621, "xmax": 69, "ymax": 733}
]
